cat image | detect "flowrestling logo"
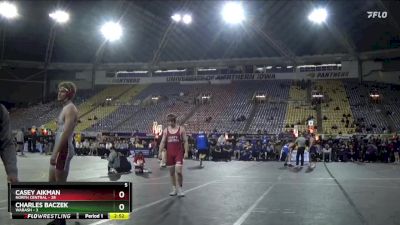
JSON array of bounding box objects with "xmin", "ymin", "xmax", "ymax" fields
[{"xmin": 367, "ymin": 11, "xmax": 387, "ymax": 19}]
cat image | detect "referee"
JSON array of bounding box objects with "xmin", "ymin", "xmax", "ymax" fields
[{"xmin": 295, "ymin": 133, "xmax": 307, "ymax": 167}]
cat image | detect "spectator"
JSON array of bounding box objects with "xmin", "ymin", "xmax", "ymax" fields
[
  {"xmin": 217, "ymin": 134, "xmax": 226, "ymax": 151},
  {"xmin": 394, "ymin": 139, "xmax": 400, "ymax": 164},
  {"xmin": 83, "ymin": 139, "xmax": 90, "ymax": 155},
  {"xmin": 234, "ymin": 137, "xmax": 245, "ymax": 160},
  {"xmin": 252, "ymin": 140, "xmax": 262, "ymax": 161},
  {"xmin": 89, "ymin": 140, "xmax": 98, "ymax": 156},
  {"xmin": 222, "ymin": 141, "xmax": 233, "ymax": 161},
  {"xmin": 266, "ymin": 143, "xmax": 275, "ymax": 160},
  {"xmin": 16, "ymin": 128, "xmax": 25, "ymax": 156},
  {"xmin": 322, "ymin": 144, "xmax": 332, "ymax": 162},
  {"xmin": 240, "ymin": 141, "xmax": 252, "ymax": 161},
  {"xmin": 75, "ymin": 140, "xmax": 82, "ymax": 155}
]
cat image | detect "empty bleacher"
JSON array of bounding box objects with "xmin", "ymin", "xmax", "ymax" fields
[
  {"xmin": 114, "ymin": 83, "xmax": 198, "ymax": 133},
  {"xmin": 284, "ymin": 83, "xmax": 317, "ymax": 133},
  {"xmin": 344, "ymin": 81, "xmax": 390, "ymax": 133},
  {"xmin": 10, "ymin": 89, "xmax": 99, "ymax": 131},
  {"xmin": 318, "ymin": 80, "xmax": 354, "ymax": 134},
  {"xmin": 76, "ymin": 85, "xmax": 147, "ymax": 132},
  {"xmin": 10, "ymin": 80, "xmax": 400, "ymax": 135}
]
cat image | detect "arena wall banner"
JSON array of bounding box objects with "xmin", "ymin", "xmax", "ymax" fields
[
  {"xmin": 95, "ymin": 70, "xmax": 358, "ymax": 85},
  {"xmin": 78, "ymin": 132, "xmax": 102, "ymax": 138}
]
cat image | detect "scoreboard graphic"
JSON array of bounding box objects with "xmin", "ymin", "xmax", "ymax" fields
[{"xmin": 8, "ymin": 182, "xmax": 132, "ymax": 220}]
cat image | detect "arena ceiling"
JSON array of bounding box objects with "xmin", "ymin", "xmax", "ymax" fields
[{"xmin": 2, "ymin": 0, "xmax": 400, "ymax": 64}]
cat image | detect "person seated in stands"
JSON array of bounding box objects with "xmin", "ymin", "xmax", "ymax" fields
[
  {"xmin": 359, "ymin": 141, "xmax": 366, "ymax": 163},
  {"xmin": 133, "ymin": 152, "xmax": 145, "ymax": 174},
  {"xmin": 315, "ymin": 143, "xmax": 323, "ymax": 161},
  {"xmin": 260, "ymin": 142, "xmax": 267, "ymax": 160},
  {"xmin": 98, "ymin": 141, "xmax": 106, "ymax": 158},
  {"xmin": 266, "ymin": 143, "xmax": 275, "ymax": 160},
  {"xmin": 122, "ymin": 140, "xmax": 130, "ymax": 154},
  {"xmin": 222, "ymin": 141, "xmax": 233, "ymax": 161},
  {"xmin": 142, "ymin": 140, "xmax": 148, "ymax": 149},
  {"xmin": 135, "ymin": 139, "xmax": 144, "ymax": 149},
  {"xmin": 285, "ymin": 124, "xmax": 290, "ymax": 128},
  {"xmin": 252, "ymin": 140, "xmax": 262, "ymax": 161},
  {"xmin": 332, "ymin": 142, "xmax": 340, "ymax": 162},
  {"xmin": 234, "ymin": 137, "xmax": 245, "ymax": 160},
  {"xmin": 260, "ymin": 135, "xmax": 269, "ymax": 160},
  {"xmin": 217, "ymin": 133, "xmax": 226, "ymax": 149},
  {"xmin": 212, "ymin": 135, "xmax": 224, "ymax": 161},
  {"xmin": 323, "ymin": 116, "xmax": 328, "ymax": 120},
  {"xmin": 365, "ymin": 141, "xmax": 378, "ymax": 163},
  {"xmin": 208, "ymin": 136, "xmax": 217, "ymax": 159},
  {"xmin": 114, "ymin": 140, "xmax": 121, "ymax": 150},
  {"xmin": 117, "ymin": 140, "xmax": 127, "ymax": 156},
  {"xmin": 322, "ymin": 144, "xmax": 332, "ymax": 162},
  {"xmin": 346, "ymin": 143, "xmax": 354, "ymax": 162},
  {"xmin": 105, "ymin": 140, "xmax": 113, "ymax": 157},
  {"xmin": 89, "ymin": 140, "xmax": 98, "ymax": 156},
  {"xmin": 211, "ymin": 142, "xmax": 221, "ymax": 161},
  {"xmin": 341, "ymin": 118, "xmax": 345, "ymax": 123},
  {"xmin": 240, "ymin": 141, "xmax": 252, "ymax": 161},
  {"xmin": 75, "ymin": 140, "xmax": 83, "ymax": 156},
  {"xmin": 380, "ymin": 139, "xmax": 389, "ymax": 163},
  {"xmin": 337, "ymin": 142, "xmax": 347, "ymax": 162},
  {"xmin": 335, "ymin": 106, "xmax": 340, "ymax": 110},
  {"xmin": 83, "ymin": 139, "xmax": 90, "ymax": 155},
  {"xmin": 354, "ymin": 141, "xmax": 362, "ymax": 162}
]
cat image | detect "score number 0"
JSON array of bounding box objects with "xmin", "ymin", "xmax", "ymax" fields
[
  {"xmin": 118, "ymin": 183, "xmax": 128, "ymax": 211},
  {"xmin": 118, "ymin": 191, "xmax": 125, "ymax": 210}
]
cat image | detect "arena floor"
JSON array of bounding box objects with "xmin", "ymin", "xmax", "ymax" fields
[{"xmin": 1, "ymin": 154, "xmax": 400, "ymax": 225}]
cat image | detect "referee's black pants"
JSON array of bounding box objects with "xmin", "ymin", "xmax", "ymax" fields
[{"xmin": 296, "ymin": 147, "xmax": 305, "ymax": 166}]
